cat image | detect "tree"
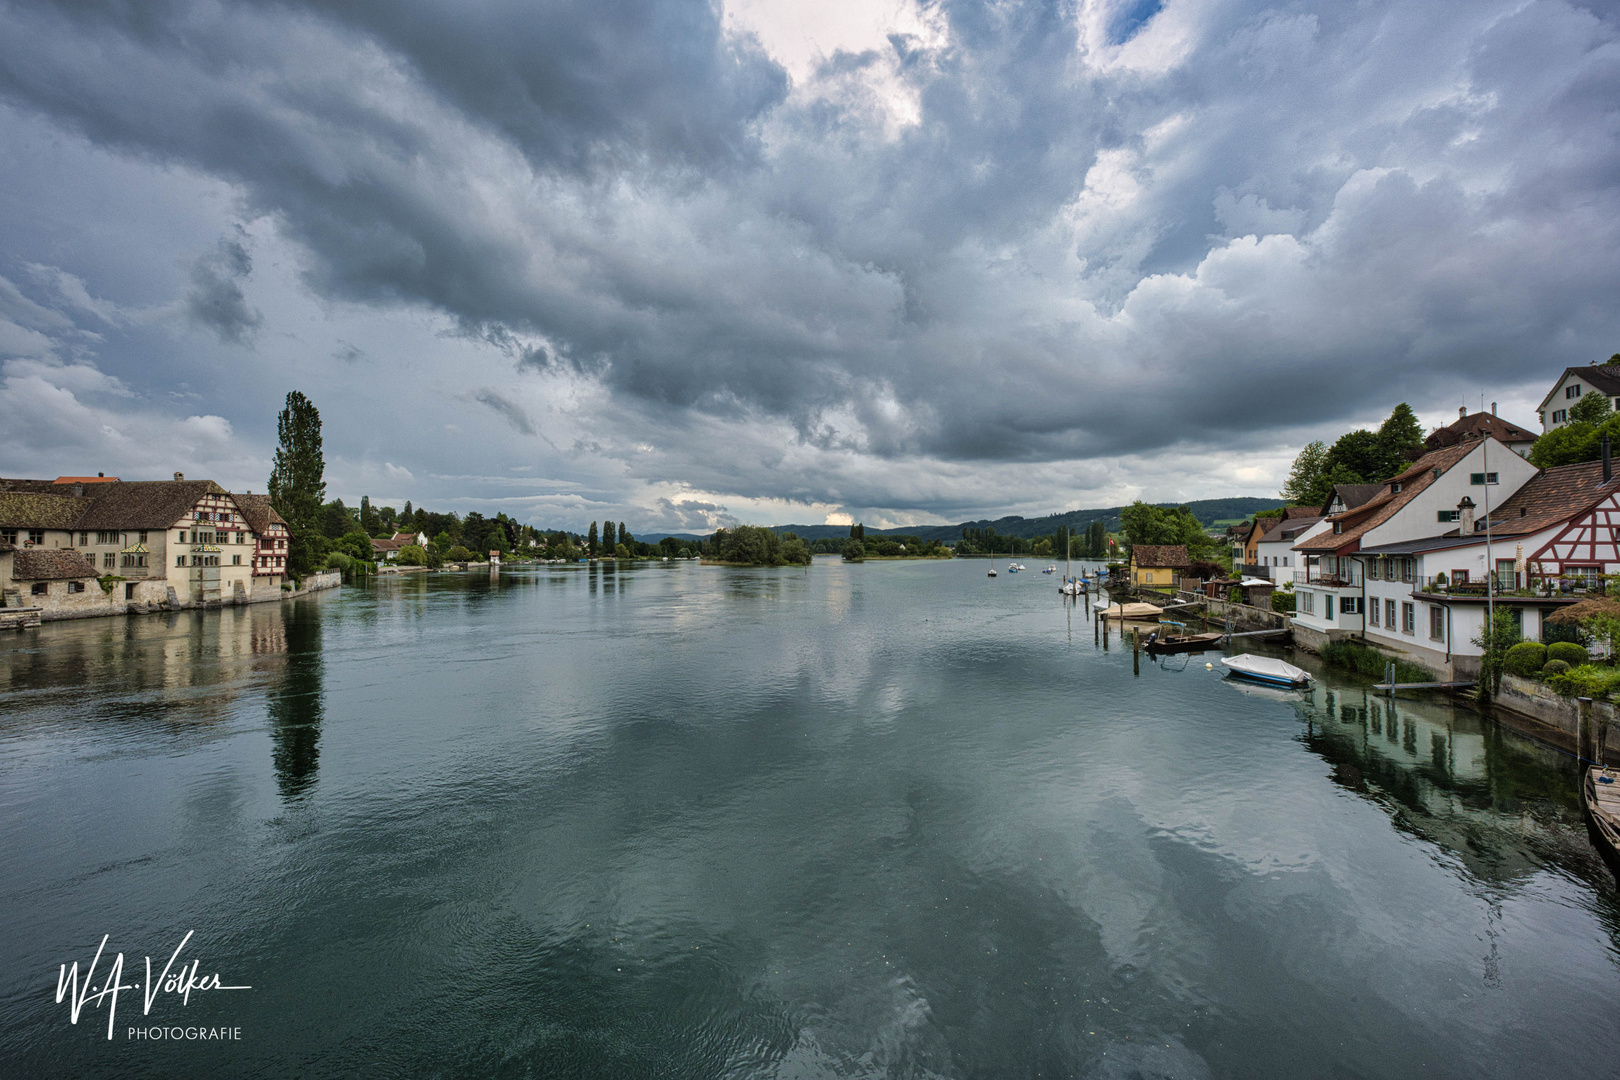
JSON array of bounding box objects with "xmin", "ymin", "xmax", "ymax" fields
[
  {"xmin": 1323, "ymin": 429, "xmax": 1386, "ymax": 483},
  {"xmin": 587, "ymin": 521, "xmax": 598, "ymax": 556},
  {"xmin": 1376, "ymin": 402, "xmax": 1424, "ymax": 469},
  {"xmin": 1570, "ymin": 389, "xmax": 1614, "ymax": 426},
  {"xmin": 602, "ymin": 520, "xmax": 616, "ymax": 552},
  {"xmin": 1281, "ymin": 441, "xmax": 1330, "ymax": 505},
  {"xmin": 843, "ymin": 540, "xmax": 865, "ymax": 561},
  {"xmin": 321, "ymin": 500, "xmax": 352, "ymax": 539},
  {"xmin": 619, "ymin": 522, "xmax": 632, "ymax": 549},
  {"xmin": 397, "ymin": 544, "xmax": 426, "ymax": 566},
  {"xmin": 402, "ymin": 500, "xmax": 412, "ymax": 520},
  {"xmin": 268, "ymin": 391, "xmax": 326, "ymax": 579},
  {"xmin": 360, "ymin": 495, "xmax": 380, "ymax": 536},
  {"xmin": 1471, "ymin": 609, "xmax": 1522, "ymax": 701}
]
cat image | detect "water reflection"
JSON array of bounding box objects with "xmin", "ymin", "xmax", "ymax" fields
[
  {"xmin": 268, "ymin": 598, "xmax": 323, "ymax": 801},
  {"xmin": 1297, "ymin": 685, "xmax": 1601, "ymax": 886}
]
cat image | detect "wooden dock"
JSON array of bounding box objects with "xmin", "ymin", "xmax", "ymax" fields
[{"xmin": 1370, "ymin": 680, "xmax": 1476, "ymax": 691}]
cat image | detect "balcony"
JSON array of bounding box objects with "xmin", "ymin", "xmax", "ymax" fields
[{"xmin": 1295, "ymin": 565, "xmax": 1363, "ymax": 588}]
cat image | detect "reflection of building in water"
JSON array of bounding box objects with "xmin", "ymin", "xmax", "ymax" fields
[
  {"xmin": 268, "ymin": 599, "xmax": 323, "ymax": 800},
  {"xmin": 1300, "ymin": 687, "xmax": 1590, "ymax": 884}
]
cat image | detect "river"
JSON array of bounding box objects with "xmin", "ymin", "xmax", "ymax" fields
[{"xmin": 2, "ymin": 557, "xmax": 1617, "ymax": 1078}]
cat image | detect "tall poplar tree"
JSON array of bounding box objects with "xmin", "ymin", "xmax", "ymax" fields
[
  {"xmin": 360, "ymin": 495, "xmax": 380, "ymax": 536},
  {"xmin": 587, "ymin": 521, "xmax": 598, "ymax": 556},
  {"xmin": 268, "ymin": 391, "xmax": 326, "ymax": 578},
  {"xmin": 602, "ymin": 520, "xmax": 616, "ymax": 552}
]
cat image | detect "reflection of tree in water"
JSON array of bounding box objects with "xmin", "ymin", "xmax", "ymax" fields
[{"xmin": 268, "ymin": 599, "xmax": 323, "ymax": 800}]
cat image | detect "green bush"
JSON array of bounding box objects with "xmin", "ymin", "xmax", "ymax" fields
[
  {"xmin": 1271, "ymin": 591, "xmax": 1296, "ymax": 614},
  {"xmin": 446, "ymin": 545, "xmax": 476, "ymax": 562},
  {"xmin": 397, "ymin": 544, "xmax": 426, "ymax": 566},
  {"xmin": 1321, "ymin": 640, "xmax": 1435, "ymax": 684},
  {"xmin": 1546, "ymin": 662, "xmax": 1620, "ymax": 699},
  {"xmin": 842, "ymin": 540, "xmax": 865, "ymax": 561},
  {"xmin": 1503, "ymin": 641, "xmax": 1547, "ymax": 677},
  {"xmin": 325, "ymin": 551, "xmax": 353, "ymax": 572},
  {"xmin": 1542, "ymin": 658, "xmax": 1571, "ymax": 676},
  {"xmin": 1547, "ymin": 641, "xmax": 1589, "ymax": 666}
]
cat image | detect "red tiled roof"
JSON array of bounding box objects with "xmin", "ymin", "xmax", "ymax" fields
[
  {"xmin": 12, "ymin": 548, "xmax": 100, "ymax": 581},
  {"xmin": 1132, "ymin": 544, "xmax": 1191, "ymax": 568},
  {"xmin": 1425, "ymin": 411, "xmax": 1537, "ymax": 451},
  {"xmin": 232, "ymin": 493, "xmax": 288, "ymax": 536},
  {"xmin": 1480, "ymin": 460, "xmax": 1620, "ymax": 536},
  {"xmin": 52, "ymin": 476, "xmax": 120, "ymax": 484}
]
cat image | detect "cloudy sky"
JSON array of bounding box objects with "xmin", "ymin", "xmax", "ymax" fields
[{"xmin": 0, "ymin": 0, "xmax": 1616, "ymax": 532}]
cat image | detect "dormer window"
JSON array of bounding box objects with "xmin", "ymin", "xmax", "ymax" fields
[
  {"xmin": 1391, "ymin": 482, "xmax": 1402, "ymax": 493},
  {"xmin": 1333, "ymin": 522, "xmax": 1342, "ymax": 534}
]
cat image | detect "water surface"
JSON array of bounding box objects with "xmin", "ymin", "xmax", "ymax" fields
[{"xmin": 2, "ymin": 558, "xmax": 1617, "ymax": 1078}]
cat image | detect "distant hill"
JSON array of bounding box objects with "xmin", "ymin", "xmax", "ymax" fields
[{"xmin": 636, "ymin": 497, "xmax": 1283, "ymax": 546}]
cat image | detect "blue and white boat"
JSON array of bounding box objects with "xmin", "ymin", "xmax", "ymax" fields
[{"xmin": 1221, "ymin": 654, "xmax": 1311, "ymax": 687}]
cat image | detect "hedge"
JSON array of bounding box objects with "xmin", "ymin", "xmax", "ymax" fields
[
  {"xmin": 1503, "ymin": 641, "xmax": 1547, "ymax": 678},
  {"xmin": 1547, "ymin": 641, "xmax": 1590, "ymax": 667}
]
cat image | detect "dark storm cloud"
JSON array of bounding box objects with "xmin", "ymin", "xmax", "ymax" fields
[
  {"xmin": 1, "ymin": 0, "xmax": 1618, "ymax": 497},
  {"xmin": 183, "ymin": 230, "xmax": 261, "ymax": 345}
]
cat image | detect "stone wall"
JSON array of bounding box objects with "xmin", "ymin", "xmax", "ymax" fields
[{"xmin": 1494, "ymin": 674, "xmax": 1620, "ymax": 762}]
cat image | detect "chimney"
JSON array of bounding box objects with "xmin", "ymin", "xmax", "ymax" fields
[
  {"xmin": 1457, "ymin": 496, "xmax": 1476, "ymax": 534},
  {"xmin": 173, "ymin": 472, "xmax": 184, "ymax": 481},
  {"xmin": 1491, "ymin": 401, "xmax": 1497, "ymax": 416},
  {"xmin": 97, "ymin": 471, "xmax": 104, "ymax": 477},
  {"xmin": 71, "ymin": 483, "xmax": 84, "ymax": 497},
  {"xmin": 1459, "ymin": 406, "xmax": 1467, "ymax": 420},
  {"xmin": 1605, "ymin": 435, "xmax": 1613, "ymax": 483}
]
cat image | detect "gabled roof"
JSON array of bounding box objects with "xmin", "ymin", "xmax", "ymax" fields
[
  {"xmin": 1296, "ymin": 441, "xmax": 1478, "ymax": 554},
  {"xmin": 390, "ymin": 530, "xmax": 424, "ymax": 541},
  {"xmin": 1537, "ymin": 364, "xmax": 1620, "ymax": 411},
  {"xmin": 53, "ymin": 476, "xmax": 119, "ymax": 484},
  {"xmin": 1478, "ymin": 459, "xmax": 1620, "ymax": 536},
  {"xmin": 232, "ymin": 493, "xmax": 288, "ymax": 535},
  {"xmin": 1425, "ymin": 411, "xmax": 1537, "ymax": 451},
  {"xmin": 0, "ymin": 477, "xmax": 69, "ymax": 494},
  {"xmin": 371, "ymin": 537, "xmax": 409, "ymax": 551},
  {"xmin": 12, "ymin": 548, "xmax": 100, "ymax": 581},
  {"xmin": 1323, "ymin": 484, "xmax": 1383, "ymax": 514},
  {"xmin": 1131, "ymin": 544, "xmax": 1191, "ymax": 568},
  {"xmin": 73, "ymin": 480, "xmax": 228, "ymax": 530}
]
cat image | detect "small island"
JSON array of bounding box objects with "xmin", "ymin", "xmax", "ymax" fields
[{"xmin": 699, "ymin": 525, "xmax": 812, "ymax": 566}]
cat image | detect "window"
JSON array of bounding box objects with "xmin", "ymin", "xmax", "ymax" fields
[
  {"xmin": 0, "ymin": 529, "xmax": 14, "ymax": 544},
  {"xmin": 1438, "ymin": 510, "xmax": 1459, "ymax": 522},
  {"xmin": 176, "ymin": 556, "xmax": 185, "ymax": 567},
  {"xmin": 1554, "ymin": 409, "xmax": 1568, "ymax": 423},
  {"xmin": 69, "ymin": 581, "xmax": 85, "ymax": 594},
  {"xmin": 1325, "ymin": 596, "xmax": 1335, "ymax": 620},
  {"xmin": 1402, "ymin": 602, "xmax": 1416, "ymax": 634},
  {"xmin": 32, "ymin": 582, "xmax": 48, "ymax": 595},
  {"xmin": 1430, "ymin": 606, "xmax": 1445, "ymax": 641},
  {"xmin": 102, "ymin": 553, "xmax": 115, "ymax": 569},
  {"xmin": 139, "ymin": 531, "xmax": 147, "ymax": 543},
  {"xmin": 1386, "ymin": 598, "xmax": 1397, "ymax": 628},
  {"xmin": 28, "ymin": 530, "xmax": 44, "ymax": 545},
  {"xmin": 125, "ymin": 583, "xmax": 135, "ymax": 600},
  {"xmin": 79, "ymin": 532, "xmax": 89, "ymax": 545},
  {"xmin": 178, "ymin": 531, "xmax": 187, "ymax": 543},
  {"xmin": 1369, "ymin": 598, "xmax": 1380, "ymax": 626},
  {"xmin": 97, "ymin": 530, "xmax": 118, "ymax": 544},
  {"xmin": 1401, "ymin": 559, "xmax": 1414, "ymax": 583},
  {"xmin": 1333, "ymin": 522, "xmax": 1343, "ymax": 534},
  {"xmin": 1301, "ymin": 591, "xmax": 1315, "ymax": 615},
  {"xmin": 1470, "ymin": 472, "xmax": 1499, "ymax": 485},
  {"xmin": 232, "ymin": 554, "xmax": 242, "ymax": 565},
  {"xmin": 1340, "ymin": 597, "xmax": 1359, "ymax": 614},
  {"xmin": 1568, "ymin": 384, "xmax": 1581, "ymax": 398},
  {"xmin": 1392, "ymin": 482, "xmax": 1402, "ymax": 493},
  {"xmin": 1496, "ymin": 559, "xmax": 1516, "ymax": 590}
]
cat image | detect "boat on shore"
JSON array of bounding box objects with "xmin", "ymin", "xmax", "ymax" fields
[
  {"xmin": 1221, "ymin": 654, "xmax": 1311, "ymax": 687},
  {"xmin": 1587, "ymin": 766, "xmax": 1620, "ymax": 866}
]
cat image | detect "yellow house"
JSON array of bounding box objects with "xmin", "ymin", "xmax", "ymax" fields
[{"xmin": 1129, "ymin": 544, "xmax": 1191, "ymax": 588}]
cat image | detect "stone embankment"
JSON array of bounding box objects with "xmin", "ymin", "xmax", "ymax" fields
[{"xmin": 1484, "ymin": 674, "xmax": 1618, "ymax": 764}]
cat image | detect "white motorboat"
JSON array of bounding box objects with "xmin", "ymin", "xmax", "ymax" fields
[{"xmin": 1221, "ymin": 654, "xmax": 1311, "ymax": 687}]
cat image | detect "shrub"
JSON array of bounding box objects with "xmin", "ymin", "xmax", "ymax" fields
[
  {"xmin": 397, "ymin": 544, "xmax": 427, "ymax": 566},
  {"xmin": 1542, "ymin": 658, "xmax": 1571, "ymax": 676},
  {"xmin": 446, "ymin": 545, "xmax": 476, "ymax": 562},
  {"xmin": 1271, "ymin": 591, "xmax": 1296, "ymax": 614},
  {"xmin": 842, "ymin": 540, "xmax": 865, "ymax": 561},
  {"xmin": 1547, "ymin": 641, "xmax": 1589, "ymax": 667},
  {"xmin": 325, "ymin": 551, "xmax": 353, "ymax": 572},
  {"xmin": 1503, "ymin": 641, "xmax": 1547, "ymax": 677},
  {"xmin": 1546, "ymin": 662, "xmax": 1620, "ymax": 699},
  {"xmin": 1321, "ymin": 640, "xmax": 1435, "ymax": 684}
]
